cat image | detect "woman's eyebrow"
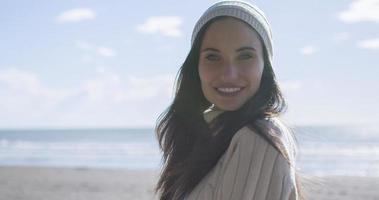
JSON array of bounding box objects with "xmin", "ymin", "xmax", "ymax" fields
[
  {"xmin": 201, "ymin": 46, "xmax": 256, "ymax": 52},
  {"xmin": 236, "ymin": 46, "xmax": 256, "ymax": 52},
  {"xmin": 201, "ymin": 47, "xmax": 219, "ymax": 52}
]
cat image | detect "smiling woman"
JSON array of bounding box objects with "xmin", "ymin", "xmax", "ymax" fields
[{"xmin": 154, "ymin": 1, "xmax": 302, "ymax": 200}]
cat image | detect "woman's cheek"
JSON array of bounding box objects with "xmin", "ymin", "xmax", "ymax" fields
[{"xmin": 199, "ymin": 65, "xmax": 215, "ymax": 84}]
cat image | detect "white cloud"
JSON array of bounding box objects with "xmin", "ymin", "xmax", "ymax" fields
[
  {"xmin": 96, "ymin": 47, "xmax": 116, "ymax": 57},
  {"xmin": 81, "ymin": 54, "xmax": 94, "ymax": 63},
  {"xmin": 56, "ymin": 8, "xmax": 95, "ymax": 23},
  {"xmin": 0, "ymin": 68, "xmax": 175, "ymax": 128},
  {"xmin": 76, "ymin": 41, "xmax": 117, "ymax": 59},
  {"xmin": 0, "ymin": 69, "xmax": 74, "ymax": 103},
  {"xmin": 337, "ymin": 0, "xmax": 379, "ymax": 23},
  {"xmin": 136, "ymin": 16, "xmax": 183, "ymax": 37},
  {"xmin": 300, "ymin": 45, "xmax": 318, "ymax": 55},
  {"xmin": 357, "ymin": 38, "xmax": 379, "ymax": 49},
  {"xmin": 76, "ymin": 41, "xmax": 93, "ymax": 50},
  {"xmin": 0, "ymin": 68, "xmax": 175, "ymax": 103},
  {"xmin": 82, "ymin": 72, "xmax": 175, "ymax": 103},
  {"xmin": 333, "ymin": 32, "xmax": 351, "ymax": 42},
  {"xmin": 280, "ymin": 80, "xmax": 303, "ymax": 92},
  {"xmin": 95, "ymin": 66, "xmax": 106, "ymax": 74}
]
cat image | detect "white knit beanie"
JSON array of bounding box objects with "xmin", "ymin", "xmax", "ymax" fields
[{"xmin": 191, "ymin": 0, "xmax": 274, "ymax": 63}]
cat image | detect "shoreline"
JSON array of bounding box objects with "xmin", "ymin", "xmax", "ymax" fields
[{"xmin": 1, "ymin": 166, "xmax": 378, "ymax": 200}]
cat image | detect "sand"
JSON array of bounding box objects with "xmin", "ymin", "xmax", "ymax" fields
[
  {"xmin": 302, "ymin": 175, "xmax": 379, "ymax": 200},
  {"xmin": 0, "ymin": 166, "xmax": 159, "ymax": 200},
  {"xmin": 0, "ymin": 166, "xmax": 378, "ymax": 200}
]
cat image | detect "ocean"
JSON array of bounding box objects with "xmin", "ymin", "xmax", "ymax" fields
[{"xmin": 0, "ymin": 125, "xmax": 378, "ymax": 177}]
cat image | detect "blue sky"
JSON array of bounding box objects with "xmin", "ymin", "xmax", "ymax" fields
[{"xmin": 0, "ymin": 0, "xmax": 378, "ymax": 128}]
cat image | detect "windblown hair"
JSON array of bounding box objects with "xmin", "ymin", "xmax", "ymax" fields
[{"xmin": 154, "ymin": 16, "xmax": 302, "ymax": 200}]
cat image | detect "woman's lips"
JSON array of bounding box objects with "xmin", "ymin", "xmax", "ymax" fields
[{"xmin": 214, "ymin": 87, "xmax": 244, "ymax": 97}]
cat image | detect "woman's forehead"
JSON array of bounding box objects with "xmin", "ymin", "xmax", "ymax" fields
[{"xmin": 201, "ymin": 18, "xmax": 262, "ymax": 51}]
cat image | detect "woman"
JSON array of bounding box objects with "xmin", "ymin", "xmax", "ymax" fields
[{"xmin": 155, "ymin": 1, "xmax": 302, "ymax": 199}]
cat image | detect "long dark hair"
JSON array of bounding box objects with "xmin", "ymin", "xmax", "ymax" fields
[{"xmin": 154, "ymin": 16, "xmax": 302, "ymax": 200}]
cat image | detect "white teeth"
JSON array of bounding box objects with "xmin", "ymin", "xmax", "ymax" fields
[{"xmin": 217, "ymin": 87, "xmax": 241, "ymax": 93}]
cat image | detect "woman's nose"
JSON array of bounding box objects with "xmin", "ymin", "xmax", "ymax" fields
[{"xmin": 220, "ymin": 61, "xmax": 238, "ymax": 81}]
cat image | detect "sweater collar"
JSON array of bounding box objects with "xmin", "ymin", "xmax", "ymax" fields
[{"xmin": 203, "ymin": 104, "xmax": 224, "ymax": 123}]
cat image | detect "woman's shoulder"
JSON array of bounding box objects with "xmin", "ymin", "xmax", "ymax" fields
[
  {"xmin": 227, "ymin": 121, "xmax": 274, "ymax": 153},
  {"xmin": 222, "ymin": 118, "xmax": 297, "ymax": 182},
  {"xmin": 230, "ymin": 117, "xmax": 297, "ymax": 163},
  {"xmin": 231, "ymin": 117, "xmax": 287, "ymax": 143},
  {"xmin": 229, "ymin": 117, "xmax": 298, "ymax": 181}
]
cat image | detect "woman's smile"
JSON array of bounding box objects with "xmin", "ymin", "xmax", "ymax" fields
[{"xmin": 214, "ymin": 86, "xmax": 245, "ymax": 97}]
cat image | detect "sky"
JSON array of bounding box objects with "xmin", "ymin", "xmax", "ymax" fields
[{"xmin": 0, "ymin": 0, "xmax": 378, "ymax": 129}]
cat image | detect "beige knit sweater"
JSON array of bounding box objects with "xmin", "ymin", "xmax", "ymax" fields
[{"xmin": 184, "ymin": 108, "xmax": 298, "ymax": 200}]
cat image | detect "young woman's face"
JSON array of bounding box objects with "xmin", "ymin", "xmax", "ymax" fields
[{"xmin": 198, "ymin": 17, "xmax": 264, "ymax": 111}]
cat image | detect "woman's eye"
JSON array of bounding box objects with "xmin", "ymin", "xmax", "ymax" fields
[
  {"xmin": 238, "ymin": 54, "xmax": 252, "ymax": 60},
  {"xmin": 205, "ymin": 54, "xmax": 220, "ymax": 61}
]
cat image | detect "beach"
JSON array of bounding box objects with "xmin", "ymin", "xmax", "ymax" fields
[
  {"xmin": 1, "ymin": 166, "xmax": 378, "ymax": 200},
  {"xmin": 0, "ymin": 166, "xmax": 159, "ymax": 200}
]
